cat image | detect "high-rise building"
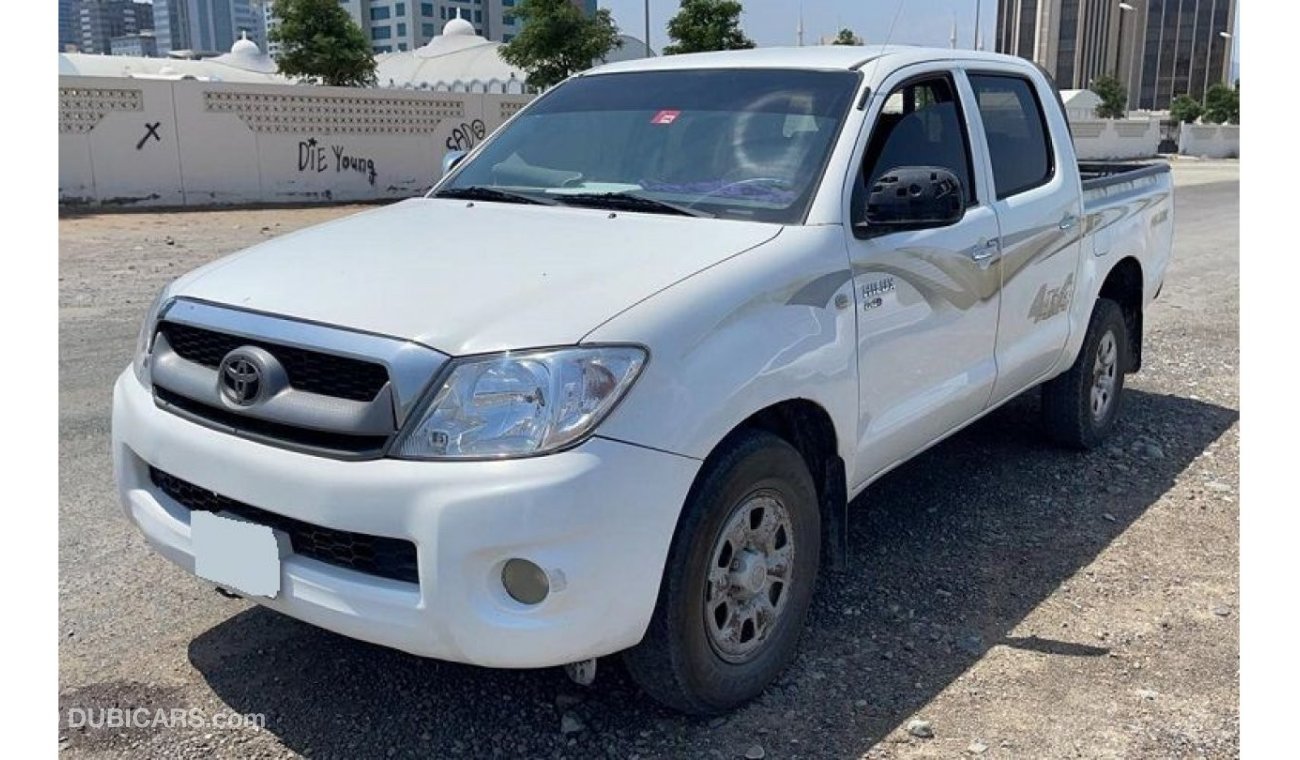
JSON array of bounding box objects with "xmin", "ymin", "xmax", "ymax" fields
[
  {"xmin": 1136, "ymin": 0, "xmax": 1236, "ymax": 110},
  {"xmin": 60, "ymin": 0, "xmax": 82, "ymax": 52},
  {"xmin": 263, "ymin": 1, "xmax": 593, "ymax": 56},
  {"xmin": 111, "ymin": 30, "xmax": 159, "ymax": 57},
  {"xmin": 995, "ymin": 0, "xmax": 1235, "ymax": 111},
  {"xmin": 153, "ymin": 0, "xmax": 265, "ymax": 56},
  {"xmin": 79, "ymin": 0, "xmax": 153, "ymax": 55}
]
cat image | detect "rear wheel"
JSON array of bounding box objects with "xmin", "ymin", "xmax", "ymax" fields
[
  {"xmin": 623, "ymin": 430, "xmax": 820, "ymax": 715},
  {"xmin": 1041, "ymin": 298, "xmax": 1130, "ymax": 449}
]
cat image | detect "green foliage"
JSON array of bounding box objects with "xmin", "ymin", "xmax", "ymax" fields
[
  {"xmin": 1089, "ymin": 75, "xmax": 1127, "ymax": 119},
  {"xmin": 664, "ymin": 0, "xmax": 755, "ymax": 55},
  {"xmin": 268, "ymin": 0, "xmax": 376, "ymax": 87},
  {"xmin": 1169, "ymin": 94, "xmax": 1203, "ymax": 124},
  {"xmin": 832, "ymin": 28, "xmax": 861, "ymax": 46},
  {"xmin": 1202, "ymin": 82, "xmax": 1239, "ymax": 124},
  {"xmin": 498, "ymin": 0, "xmax": 622, "ymax": 91}
]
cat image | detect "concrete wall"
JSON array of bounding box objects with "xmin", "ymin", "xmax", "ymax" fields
[
  {"xmin": 1178, "ymin": 123, "xmax": 1240, "ymax": 158},
  {"xmin": 58, "ymin": 76, "xmax": 533, "ymax": 207},
  {"xmin": 1069, "ymin": 118, "xmax": 1162, "ymax": 161}
]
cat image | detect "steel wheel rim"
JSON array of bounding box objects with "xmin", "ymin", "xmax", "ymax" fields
[
  {"xmin": 703, "ymin": 491, "xmax": 795, "ymax": 664},
  {"xmin": 1091, "ymin": 329, "xmax": 1119, "ymax": 422}
]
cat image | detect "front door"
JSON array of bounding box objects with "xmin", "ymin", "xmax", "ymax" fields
[{"xmin": 846, "ymin": 70, "xmax": 1003, "ymax": 485}]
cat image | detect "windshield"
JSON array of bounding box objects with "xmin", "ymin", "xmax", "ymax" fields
[{"xmin": 435, "ymin": 69, "xmax": 861, "ymax": 224}]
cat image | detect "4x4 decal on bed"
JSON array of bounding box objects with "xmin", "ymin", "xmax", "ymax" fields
[{"xmin": 1029, "ymin": 273, "xmax": 1075, "ymax": 323}]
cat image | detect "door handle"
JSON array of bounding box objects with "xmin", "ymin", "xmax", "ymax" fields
[
  {"xmin": 1059, "ymin": 214, "xmax": 1079, "ymax": 231},
  {"xmin": 971, "ymin": 237, "xmax": 1000, "ymax": 263}
]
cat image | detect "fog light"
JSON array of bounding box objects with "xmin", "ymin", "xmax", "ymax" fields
[{"xmin": 502, "ymin": 558, "xmax": 549, "ymax": 605}]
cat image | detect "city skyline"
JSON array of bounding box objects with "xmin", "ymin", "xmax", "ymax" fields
[
  {"xmin": 599, "ymin": 1, "xmax": 1238, "ymax": 77},
  {"xmin": 61, "ymin": 0, "xmax": 1241, "ymax": 82}
]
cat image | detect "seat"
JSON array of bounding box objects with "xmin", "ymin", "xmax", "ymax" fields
[{"xmin": 867, "ymin": 103, "xmax": 971, "ymax": 204}]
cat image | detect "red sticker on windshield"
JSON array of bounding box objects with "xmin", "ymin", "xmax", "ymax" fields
[{"xmin": 651, "ymin": 109, "xmax": 681, "ymax": 125}]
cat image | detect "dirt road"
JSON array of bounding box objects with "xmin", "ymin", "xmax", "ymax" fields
[{"xmin": 58, "ymin": 161, "xmax": 1239, "ymax": 758}]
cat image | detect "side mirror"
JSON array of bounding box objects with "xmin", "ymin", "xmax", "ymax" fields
[
  {"xmin": 441, "ymin": 149, "xmax": 467, "ymax": 178},
  {"xmin": 858, "ymin": 166, "xmax": 965, "ymax": 234}
]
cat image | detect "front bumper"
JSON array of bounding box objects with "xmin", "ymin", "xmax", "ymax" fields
[{"xmin": 111, "ymin": 368, "xmax": 700, "ymax": 668}]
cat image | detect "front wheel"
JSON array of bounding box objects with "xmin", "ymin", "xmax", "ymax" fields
[
  {"xmin": 1041, "ymin": 298, "xmax": 1130, "ymax": 449},
  {"xmin": 623, "ymin": 430, "xmax": 820, "ymax": 715}
]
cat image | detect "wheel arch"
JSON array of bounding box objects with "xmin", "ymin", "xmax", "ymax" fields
[
  {"xmin": 1098, "ymin": 256, "xmax": 1144, "ymax": 372},
  {"xmin": 695, "ymin": 398, "xmax": 850, "ymax": 572}
]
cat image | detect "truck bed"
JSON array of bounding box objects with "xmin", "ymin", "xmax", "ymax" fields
[
  {"xmin": 1078, "ymin": 161, "xmax": 1171, "ymax": 192},
  {"xmin": 1076, "ymin": 160, "xmax": 1174, "ymax": 316}
]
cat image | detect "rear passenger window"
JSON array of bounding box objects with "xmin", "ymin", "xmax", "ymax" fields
[{"xmin": 968, "ymin": 74, "xmax": 1054, "ymax": 199}]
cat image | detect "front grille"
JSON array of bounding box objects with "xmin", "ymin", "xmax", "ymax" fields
[
  {"xmin": 159, "ymin": 321, "xmax": 390, "ymax": 402},
  {"xmin": 150, "ymin": 467, "xmax": 419, "ymax": 585},
  {"xmin": 155, "ymin": 387, "xmax": 390, "ymax": 457}
]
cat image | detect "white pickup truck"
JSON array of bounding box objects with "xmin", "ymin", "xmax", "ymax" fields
[{"xmin": 113, "ymin": 46, "xmax": 1173, "ymax": 714}]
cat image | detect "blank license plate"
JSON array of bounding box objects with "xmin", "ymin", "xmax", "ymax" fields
[{"xmin": 192, "ymin": 511, "xmax": 288, "ymax": 598}]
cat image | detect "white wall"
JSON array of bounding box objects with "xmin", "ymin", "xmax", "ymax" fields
[
  {"xmin": 1178, "ymin": 123, "xmax": 1240, "ymax": 158},
  {"xmin": 58, "ymin": 76, "xmax": 533, "ymax": 207},
  {"xmin": 1069, "ymin": 118, "xmax": 1161, "ymax": 161}
]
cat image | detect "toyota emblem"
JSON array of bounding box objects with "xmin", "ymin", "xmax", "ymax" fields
[{"xmin": 218, "ymin": 351, "xmax": 264, "ymax": 406}]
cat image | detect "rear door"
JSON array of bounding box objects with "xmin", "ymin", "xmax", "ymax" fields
[
  {"xmin": 844, "ymin": 67, "xmax": 1003, "ymax": 484},
  {"xmin": 964, "ymin": 69, "xmax": 1085, "ymax": 404}
]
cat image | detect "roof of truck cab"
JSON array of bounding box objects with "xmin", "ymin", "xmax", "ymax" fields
[{"xmin": 583, "ymin": 45, "xmax": 1033, "ymax": 77}]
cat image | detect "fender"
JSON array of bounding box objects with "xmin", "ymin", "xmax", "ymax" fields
[{"xmin": 586, "ymin": 225, "xmax": 860, "ymax": 483}]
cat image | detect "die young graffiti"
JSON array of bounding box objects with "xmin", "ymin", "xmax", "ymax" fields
[{"xmin": 297, "ymin": 138, "xmax": 377, "ymax": 186}]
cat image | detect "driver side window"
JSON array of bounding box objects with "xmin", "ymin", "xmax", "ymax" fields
[{"xmin": 859, "ymin": 75, "xmax": 976, "ymax": 210}]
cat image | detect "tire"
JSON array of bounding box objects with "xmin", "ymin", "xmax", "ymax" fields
[
  {"xmin": 623, "ymin": 430, "xmax": 821, "ymax": 715},
  {"xmin": 1041, "ymin": 298, "xmax": 1130, "ymax": 449}
]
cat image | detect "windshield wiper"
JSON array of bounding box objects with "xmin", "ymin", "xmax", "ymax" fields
[
  {"xmin": 553, "ymin": 192, "xmax": 714, "ymax": 218},
  {"xmin": 434, "ymin": 186, "xmax": 558, "ymax": 206}
]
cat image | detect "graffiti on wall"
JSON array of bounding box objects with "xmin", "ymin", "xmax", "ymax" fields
[
  {"xmin": 445, "ymin": 120, "xmax": 487, "ymax": 152},
  {"xmin": 136, "ymin": 122, "xmax": 161, "ymax": 150},
  {"xmin": 297, "ymin": 138, "xmax": 378, "ymax": 186}
]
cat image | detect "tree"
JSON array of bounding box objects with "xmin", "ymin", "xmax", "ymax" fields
[
  {"xmin": 832, "ymin": 28, "xmax": 862, "ymax": 45},
  {"xmin": 1169, "ymin": 94, "xmax": 1203, "ymax": 124},
  {"xmin": 1202, "ymin": 82, "xmax": 1239, "ymax": 124},
  {"xmin": 1089, "ymin": 75, "xmax": 1127, "ymax": 119},
  {"xmin": 499, "ymin": 0, "xmax": 622, "ymax": 90},
  {"xmin": 664, "ymin": 0, "xmax": 755, "ymax": 55},
  {"xmin": 269, "ymin": 0, "xmax": 376, "ymax": 87}
]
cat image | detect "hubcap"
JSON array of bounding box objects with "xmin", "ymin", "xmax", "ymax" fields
[
  {"xmin": 1091, "ymin": 329, "xmax": 1119, "ymax": 422},
  {"xmin": 704, "ymin": 492, "xmax": 794, "ymax": 664}
]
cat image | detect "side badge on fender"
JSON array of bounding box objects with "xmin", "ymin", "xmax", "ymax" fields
[{"xmin": 862, "ymin": 277, "xmax": 895, "ymax": 310}]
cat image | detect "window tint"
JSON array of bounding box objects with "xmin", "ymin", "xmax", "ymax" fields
[
  {"xmin": 968, "ymin": 74, "xmax": 1054, "ymax": 199},
  {"xmin": 861, "ymin": 76, "xmax": 975, "ymax": 207}
]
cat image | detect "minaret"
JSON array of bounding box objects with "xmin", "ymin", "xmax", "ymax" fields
[
  {"xmin": 949, "ymin": 15, "xmax": 957, "ymax": 49},
  {"xmin": 796, "ymin": 4, "xmax": 804, "ymax": 47}
]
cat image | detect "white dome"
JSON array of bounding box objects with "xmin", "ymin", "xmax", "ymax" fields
[
  {"xmin": 443, "ymin": 18, "xmax": 475, "ymax": 36},
  {"xmin": 230, "ymin": 32, "xmax": 260, "ymax": 57},
  {"xmin": 209, "ymin": 31, "xmax": 279, "ymax": 74},
  {"xmin": 231, "ymin": 37, "xmax": 258, "ymax": 56}
]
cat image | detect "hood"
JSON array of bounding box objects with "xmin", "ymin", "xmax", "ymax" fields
[{"xmin": 173, "ymin": 198, "xmax": 783, "ymax": 355}]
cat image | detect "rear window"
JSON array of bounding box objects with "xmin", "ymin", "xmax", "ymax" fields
[{"xmin": 968, "ymin": 74, "xmax": 1054, "ymax": 199}]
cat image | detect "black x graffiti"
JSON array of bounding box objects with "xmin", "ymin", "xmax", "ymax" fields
[{"xmin": 136, "ymin": 122, "xmax": 161, "ymax": 150}]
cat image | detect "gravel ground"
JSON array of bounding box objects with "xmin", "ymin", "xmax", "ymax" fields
[{"xmin": 58, "ymin": 161, "xmax": 1239, "ymax": 759}]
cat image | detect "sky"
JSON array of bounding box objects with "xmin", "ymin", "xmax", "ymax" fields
[
  {"xmin": 601, "ymin": 0, "xmax": 1001, "ymax": 52},
  {"xmin": 601, "ymin": 0, "xmax": 1241, "ymax": 74}
]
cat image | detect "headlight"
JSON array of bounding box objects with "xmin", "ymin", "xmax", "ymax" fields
[
  {"xmin": 392, "ymin": 346, "xmax": 647, "ymax": 459},
  {"xmin": 132, "ymin": 285, "xmax": 173, "ymax": 387}
]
